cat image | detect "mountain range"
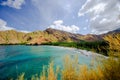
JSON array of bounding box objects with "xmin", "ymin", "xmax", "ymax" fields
[{"xmin": 0, "ymin": 28, "xmax": 120, "ymax": 45}]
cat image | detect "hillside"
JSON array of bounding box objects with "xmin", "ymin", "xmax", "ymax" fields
[
  {"xmin": 0, "ymin": 28, "xmax": 118, "ymax": 45},
  {"xmin": 0, "ymin": 30, "xmax": 26, "ymax": 44}
]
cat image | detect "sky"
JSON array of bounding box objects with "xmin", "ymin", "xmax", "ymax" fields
[{"xmin": 0, "ymin": 0, "xmax": 120, "ymax": 34}]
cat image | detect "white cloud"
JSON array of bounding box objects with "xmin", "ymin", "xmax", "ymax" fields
[
  {"xmin": 1, "ymin": 0, "xmax": 25, "ymax": 9},
  {"xmin": 78, "ymin": 0, "xmax": 120, "ymax": 34},
  {"xmin": 0, "ymin": 18, "xmax": 30, "ymax": 33},
  {"xmin": 53, "ymin": 20, "xmax": 63, "ymax": 25},
  {"xmin": 48, "ymin": 20, "xmax": 80, "ymax": 33},
  {"xmin": 31, "ymin": 0, "xmax": 82, "ymax": 25},
  {"xmin": 0, "ymin": 19, "xmax": 14, "ymax": 31}
]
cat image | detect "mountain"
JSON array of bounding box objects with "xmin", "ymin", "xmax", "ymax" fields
[
  {"xmin": 106, "ymin": 28, "xmax": 120, "ymax": 34},
  {"xmin": 45, "ymin": 28, "xmax": 102, "ymax": 41},
  {"xmin": 99, "ymin": 28, "xmax": 120, "ymax": 38},
  {"xmin": 0, "ymin": 28, "xmax": 119, "ymax": 45}
]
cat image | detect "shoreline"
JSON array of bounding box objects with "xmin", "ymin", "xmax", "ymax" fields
[{"xmin": 0, "ymin": 44, "xmax": 107, "ymax": 58}]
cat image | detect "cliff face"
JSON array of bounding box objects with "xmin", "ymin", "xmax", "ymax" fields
[{"xmin": 0, "ymin": 28, "xmax": 109, "ymax": 45}]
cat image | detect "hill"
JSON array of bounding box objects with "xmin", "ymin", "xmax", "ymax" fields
[{"xmin": 0, "ymin": 28, "xmax": 119, "ymax": 45}]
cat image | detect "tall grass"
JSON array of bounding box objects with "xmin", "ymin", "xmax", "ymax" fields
[
  {"xmin": 102, "ymin": 34, "xmax": 120, "ymax": 80},
  {"xmin": 104, "ymin": 34, "xmax": 120, "ymax": 56},
  {"xmin": 16, "ymin": 73, "xmax": 25, "ymax": 80},
  {"xmin": 16, "ymin": 34, "xmax": 120, "ymax": 80},
  {"xmin": 30, "ymin": 62, "xmax": 59, "ymax": 80}
]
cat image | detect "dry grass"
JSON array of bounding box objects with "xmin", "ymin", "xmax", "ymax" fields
[
  {"xmin": 102, "ymin": 34, "xmax": 120, "ymax": 80},
  {"xmin": 16, "ymin": 73, "xmax": 25, "ymax": 80},
  {"xmin": 104, "ymin": 34, "xmax": 120, "ymax": 56},
  {"xmin": 62, "ymin": 55, "xmax": 79, "ymax": 80},
  {"xmin": 101, "ymin": 57, "xmax": 120, "ymax": 80},
  {"xmin": 62, "ymin": 55, "xmax": 104, "ymax": 80},
  {"xmin": 30, "ymin": 61, "xmax": 59, "ymax": 80}
]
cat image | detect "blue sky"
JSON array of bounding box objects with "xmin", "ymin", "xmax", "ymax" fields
[{"xmin": 0, "ymin": 0, "xmax": 120, "ymax": 34}]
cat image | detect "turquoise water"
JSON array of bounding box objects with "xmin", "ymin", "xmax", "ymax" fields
[{"xmin": 0, "ymin": 45, "xmax": 93, "ymax": 79}]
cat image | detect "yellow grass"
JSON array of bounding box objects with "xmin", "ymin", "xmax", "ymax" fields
[
  {"xmin": 16, "ymin": 73, "xmax": 25, "ymax": 80},
  {"xmin": 30, "ymin": 61, "xmax": 59, "ymax": 80},
  {"xmin": 104, "ymin": 34, "xmax": 120, "ymax": 56}
]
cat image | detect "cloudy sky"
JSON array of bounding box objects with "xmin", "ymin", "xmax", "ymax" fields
[{"xmin": 0, "ymin": 0, "xmax": 120, "ymax": 34}]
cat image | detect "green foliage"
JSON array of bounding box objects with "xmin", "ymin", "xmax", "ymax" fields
[{"xmin": 42, "ymin": 41, "xmax": 109, "ymax": 56}]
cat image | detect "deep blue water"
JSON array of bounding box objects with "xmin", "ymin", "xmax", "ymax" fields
[{"xmin": 0, "ymin": 45, "xmax": 93, "ymax": 80}]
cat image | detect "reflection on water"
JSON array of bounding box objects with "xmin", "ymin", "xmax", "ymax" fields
[{"xmin": 0, "ymin": 45, "xmax": 92, "ymax": 79}]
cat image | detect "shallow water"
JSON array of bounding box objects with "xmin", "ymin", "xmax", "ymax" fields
[{"xmin": 0, "ymin": 45, "xmax": 93, "ymax": 79}]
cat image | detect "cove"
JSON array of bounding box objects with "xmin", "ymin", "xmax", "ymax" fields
[{"xmin": 0, "ymin": 45, "xmax": 94, "ymax": 79}]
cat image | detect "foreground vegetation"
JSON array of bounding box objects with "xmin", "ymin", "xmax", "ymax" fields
[{"xmin": 15, "ymin": 34, "xmax": 120, "ymax": 80}]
